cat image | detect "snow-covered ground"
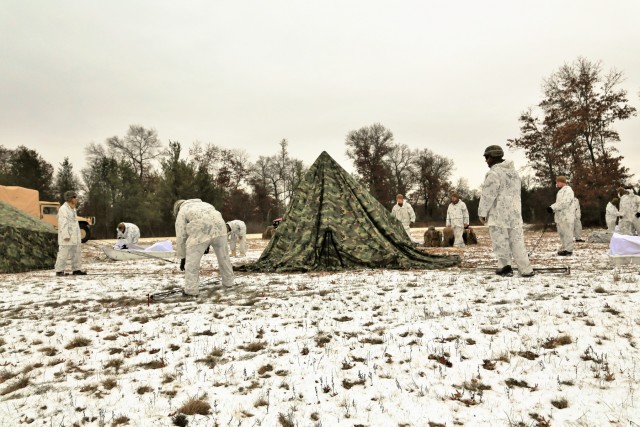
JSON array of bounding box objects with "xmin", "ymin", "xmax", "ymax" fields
[{"xmin": 1, "ymin": 227, "xmax": 639, "ymax": 427}]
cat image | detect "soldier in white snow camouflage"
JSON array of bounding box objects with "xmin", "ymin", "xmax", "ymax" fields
[
  {"xmin": 116, "ymin": 222, "xmax": 140, "ymax": 249},
  {"xmin": 54, "ymin": 191, "xmax": 87, "ymax": 276},
  {"xmin": 605, "ymin": 197, "xmax": 621, "ymax": 232},
  {"xmin": 618, "ymin": 186, "xmax": 640, "ymax": 235},
  {"xmin": 478, "ymin": 145, "xmax": 534, "ymax": 277},
  {"xmin": 446, "ymin": 192, "xmax": 469, "ymax": 248},
  {"xmin": 391, "ymin": 194, "xmax": 416, "ymax": 241},
  {"xmin": 548, "ymin": 176, "xmax": 575, "ymax": 255},
  {"xmin": 174, "ymin": 199, "xmax": 234, "ymax": 296},
  {"xmin": 226, "ymin": 219, "xmax": 247, "ymax": 257}
]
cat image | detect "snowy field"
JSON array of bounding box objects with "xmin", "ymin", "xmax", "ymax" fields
[{"xmin": 1, "ymin": 227, "xmax": 639, "ymax": 427}]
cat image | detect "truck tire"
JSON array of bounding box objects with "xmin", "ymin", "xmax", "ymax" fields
[{"xmin": 80, "ymin": 223, "xmax": 91, "ymax": 243}]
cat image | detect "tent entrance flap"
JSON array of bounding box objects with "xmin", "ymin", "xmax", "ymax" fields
[{"xmin": 317, "ymin": 228, "xmax": 344, "ymax": 269}]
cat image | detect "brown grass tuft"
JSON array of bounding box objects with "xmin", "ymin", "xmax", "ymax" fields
[
  {"xmin": 104, "ymin": 358, "xmax": 124, "ymax": 373},
  {"xmin": 239, "ymin": 341, "xmax": 267, "ymax": 352},
  {"xmin": 551, "ymin": 397, "xmax": 568, "ymax": 409},
  {"xmin": 0, "ymin": 376, "xmax": 29, "ymax": 396},
  {"xmin": 102, "ymin": 378, "xmax": 117, "ymax": 390},
  {"xmin": 542, "ymin": 335, "xmax": 572, "ymax": 349},
  {"xmin": 177, "ymin": 396, "xmax": 211, "ymax": 415},
  {"xmin": 112, "ymin": 415, "xmax": 130, "ymax": 426},
  {"xmin": 64, "ymin": 336, "xmax": 92, "ymax": 350},
  {"xmin": 39, "ymin": 346, "xmax": 58, "ymax": 357},
  {"xmin": 278, "ymin": 413, "xmax": 294, "ymax": 427}
]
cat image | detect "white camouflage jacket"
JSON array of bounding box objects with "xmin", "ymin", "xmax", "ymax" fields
[
  {"xmin": 446, "ymin": 201, "xmax": 469, "ymax": 227},
  {"xmin": 551, "ymin": 185, "xmax": 575, "ymax": 224},
  {"xmin": 57, "ymin": 202, "xmax": 81, "ymax": 246},
  {"xmin": 175, "ymin": 199, "xmax": 227, "ymax": 258},
  {"xmin": 116, "ymin": 222, "xmax": 140, "ymax": 246},
  {"xmin": 619, "ymin": 190, "xmax": 639, "ymax": 221},
  {"xmin": 478, "ymin": 160, "xmax": 523, "ymax": 228},
  {"xmin": 226, "ymin": 219, "xmax": 246, "ymax": 237},
  {"xmin": 605, "ymin": 202, "xmax": 621, "ymax": 222},
  {"xmin": 391, "ymin": 202, "xmax": 416, "ymax": 226}
]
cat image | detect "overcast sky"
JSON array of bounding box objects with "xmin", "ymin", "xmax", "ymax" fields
[{"xmin": 1, "ymin": 0, "xmax": 639, "ymax": 190}]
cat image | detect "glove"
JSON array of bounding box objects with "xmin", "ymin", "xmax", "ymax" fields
[
  {"xmin": 204, "ymin": 245, "xmax": 210, "ymax": 254},
  {"xmin": 180, "ymin": 258, "xmax": 185, "ymax": 271},
  {"xmin": 546, "ymin": 206, "xmax": 553, "ymax": 214},
  {"xmin": 121, "ymin": 245, "xmax": 128, "ymax": 250},
  {"xmin": 636, "ymin": 212, "xmax": 640, "ymax": 218},
  {"xmin": 464, "ymin": 224, "xmax": 469, "ymax": 229}
]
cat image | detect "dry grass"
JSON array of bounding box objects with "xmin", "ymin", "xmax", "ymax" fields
[
  {"xmin": 137, "ymin": 385, "xmax": 153, "ymax": 394},
  {"xmin": 102, "ymin": 378, "xmax": 118, "ymax": 390},
  {"xmin": 104, "ymin": 358, "xmax": 124, "ymax": 373},
  {"xmin": 111, "ymin": 415, "xmax": 130, "ymax": 426},
  {"xmin": 278, "ymin": 412, "xmax": 295, "ymax": 427},
  {"xmin": 177, "ymin": 396, "xmax": 211, "ymax": 415},
  {"xmin": 505, "ymin": 378, "xmax": 530, "ymax": 388},
  {"xmin": 39, "ymin": 346, "xmax": 58, "ymax": 357},
  {"xmin": 64, "ymin": 336, "xmax": 92, "ymax": 350},
  {"xmin": 542, "ymin": 334, "xmax": 572, "ymax": 349},
  {"xmin": 0, "ymin": 376, "xmax": 29, "ymax": 396},
  {"xmin": 0, "ymin": 370, "xmax": 17, "ymax": 384},
  {"xmin": 551, "ymin": 397, "xmax": 569, "ymax": 409},
  {"xmin": 239, "ymin": 341, "xmax": 268, "ymax": 352}
]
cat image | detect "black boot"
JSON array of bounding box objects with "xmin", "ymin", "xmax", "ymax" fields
[
  {"xmin": 495, "ymin": 265, "xmax": 513, "ymax": 277},
  {"xmin": 72, "ymin": 270, "xmax": 87, "ymax": 275},
  {"xmin": 55, "ymin": 271, "xmax": 65, "ymax": 277}
]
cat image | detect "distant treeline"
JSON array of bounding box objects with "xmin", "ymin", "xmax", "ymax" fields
[{"xmin": 1, "ymin": 58, "xmax": 636, "ymax": 238}]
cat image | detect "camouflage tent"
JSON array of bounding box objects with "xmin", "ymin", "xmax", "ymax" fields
[
  {"xmin": 0, "ymin": 201, "xmax": 58, "ymax": 273},
  {"xmin": 240, "ymin": 151, "xmax": 460, "ymax": 272}
]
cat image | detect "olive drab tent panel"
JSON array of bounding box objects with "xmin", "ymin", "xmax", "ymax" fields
[
  {"xmin": 240, "ymin": 151, "xmax": 460, "ymax": 272},
  {"xmin": 0, "ymin": 201, "xmax": 58, "ymax": 273}
]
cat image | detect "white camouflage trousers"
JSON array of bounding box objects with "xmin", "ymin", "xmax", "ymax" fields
[
  {"xmin": 556, "ymin": 218, "xmax": 575, "ymax": 252},
  {"xmin": 573, "ymin": 219, "xmax": 582, "ymax": 240},
  {"xmin": 606, "ymin": 218, "xmax": 617, "ymax": 233},
  {"xmin": 54, "ymin": 244, "xmax": 82, "ymax": 272},
  {"xmin": 618, "ymin": 219, "xmax": 636, "ymax": 235},
  {"xmin": 452, "ymin": 225, "xmax": 465, "ymax": 248},
  {"xmin": 488, "ymin": 226, "xmax": 533, "ymax": 274},
  {"xmin": 229, "ymin": 233, "xmax": 247, "ymax": 256},
  {"xmin": 184, "ymin": 236, "xmax": 234, "ymax": 295}
]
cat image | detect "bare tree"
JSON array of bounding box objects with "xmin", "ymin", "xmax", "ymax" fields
[
  {"xmin": 106, "ymin": 125, "xmax": 164, "ymax": 181},
  {"xmin": 345, "ymin": 123, "xmax": 394, "ymax": 202},
  {"xmin": 413, "ymin": 148, "xmax": 454, "ymax": 219},
  {"xmin": 384, "ymin": 144, "xmax": 416, "ymax": 197}
]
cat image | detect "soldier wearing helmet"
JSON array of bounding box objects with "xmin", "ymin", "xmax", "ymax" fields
[{"xmin": 478, "ymin": 145, "xmax": 534, "ymax": 277}]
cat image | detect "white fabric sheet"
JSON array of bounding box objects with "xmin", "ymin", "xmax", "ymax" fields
[{"xmin": 609, "ymin": 233, "xmax": 640, "ymax": 255}]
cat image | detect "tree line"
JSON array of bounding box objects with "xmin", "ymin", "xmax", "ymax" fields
[{"xmin": 1, "ymin": 57, "xmax": 636, "ymax": 238}]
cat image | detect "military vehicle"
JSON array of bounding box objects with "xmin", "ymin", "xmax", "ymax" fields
[{"xmin": 0, "ymin": 185, "xmax": 95, "ymax": 242}]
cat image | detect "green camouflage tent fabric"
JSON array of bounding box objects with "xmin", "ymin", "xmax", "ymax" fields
[
  {"xmin": 239, "ymin": 151, "xmax": 460, "ymax": 272},
  {"xmin": 0, "ymin": 201, "xmax": 58, "ymax": 273}
]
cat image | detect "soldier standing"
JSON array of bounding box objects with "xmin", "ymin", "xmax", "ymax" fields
[
  {"xmin": 548, "ymin": 176, "xmax": 575, "ymax": 255},
  {"xmin": 391, "ymin": 194, "xmax": 416, "ymax": 241},
  {"xmin": 478, "ymin": 145, "xmax": 534, "ymax": 277},
  {"xmin": 445, "ymin": 192, "xmax": 469, "ymax": 248},
  {"xmin": 54, "ymin": 191, "xmax": 87, "ymax": 276}
]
